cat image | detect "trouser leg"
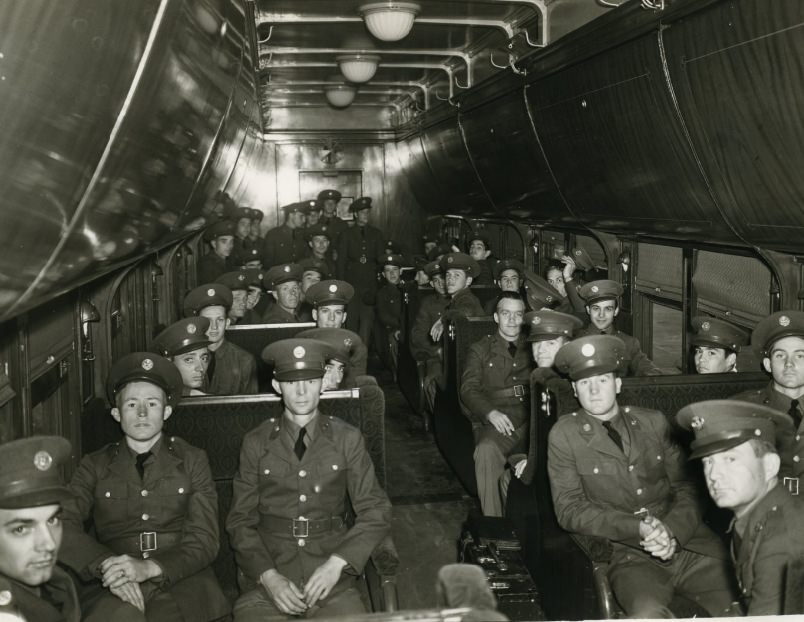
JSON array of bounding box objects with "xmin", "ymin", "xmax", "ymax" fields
[
  {"xmin": 473, "ymin": 425, "xmax": 524, "ymax": 517},
  {"xmin": 671, "ymin": 549, "xmax": 740, "ymax": 616},
  {"xmin": 608, "ymin": 547, "xmax": 675, "ymax": 618}
]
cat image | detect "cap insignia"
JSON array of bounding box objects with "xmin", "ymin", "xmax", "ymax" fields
[
  {"xmin": 142, "ymin": 358, "xmax": 154, "ymax": 371},
  {"xmin": 33, "ymin": 451, "xmax": 53, "ymax": 471},
  {"xmin": 447, "ymin": 256, "xmax": 454, "ymax": 264},
  {"xmin": 187, "ymin": 323, "xmax": 197, "ymax": 334},
  {"xmin": 0, "ymin": 590, "xmax": 11, "ymax": 606},
  {"xmin": 701, "ymin": 321, "xmax": 710, "ymax": 331},
  {"xmin": 581, "ymin": 343, "xmax": 596, "ymax": 357},
  {"xmin": 344, "ymin": 338, "xmax": 353, "ymax": 347},
  {"xmin": 546, "ymin": 295, "xmax": 553, "ymax": 303},
  {"xmin": 582, "ymin": 423, "xmax": 591, "ymax": 432},
  {"xmin": 575, "ymin": 250, "xmax": 582, "ymax": 256},
  {"xmin": 780, "ymin": 315, "xmax": 791, "ymax": 327},
  {"xmin": 690, "ymin": 416, "xmax": 705, "ymax": 431},
  {"xmin": 328, "ymin": 284, "xmax": 338, "ymax": 293},
  {"xmin": 387, "ymin": 256, "xmax": 393, "ymax": 262},
  {"xmin": 591, "ymin": 285, "xmax": 599, "ymax": 294},
  {"xmin": 532, "ymin": 316, "xmax": 541, "ymax": 325},
  {"xmin": 207, "ymin": 288, "xmax": 215, "ymax": 297},
  {"xmin": 283, "ymin": 265, "xmax": 291, "ymax": 273},
  {"xmin": 293, "ymin": 346, "xmax": 306, "ymax": 359},
  {"xmin": 755, "ymin": 428, "xmax": 762, "ymax": 436},
  {"xmin": 238, "ymin": 274, "xmax": 245, "ymax": 281}
]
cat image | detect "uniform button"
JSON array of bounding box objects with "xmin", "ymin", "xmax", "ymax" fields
[
  {"xmin": 299, "ymin": 470, "xmax": 307, "ymax": 478},
  {"xmin": 636, "ymin": 488, "xmax": 643, "ymax": 496},
  {"xmin": 0, "ymin": 590, "xmax": 11, "ymax": 606},
  {"xmin": 178, "ymin": 487, "xmax": 185, "ymax": 494},
  {"xmin": 314, "ymin": 485, "xmax": 321, "ymax": 493},
  {"xmin": 299, "ymin": 494, "xmax": 307, "ymax": 502},
  {"xmin": 656, "ymin": 456, "xmax": 662, "ymax": 461},
  {"xmin": 797, "ymin": 435, "xmax": 801, "ymax": 442},
  {"xmin": 142, "ymin": 513, "xmax": 150, "ymax": 521},
  {"xmin": 141, "ymin": 490, "xmax": 148, "ymax": 497},
  {"xmin": 105, "ymin": 491, "xmax": 111, "ymax": 498},
  {"xmin": 593, "ymin": 467, "xmax": 599, "ymax": 474},
  {"xmin": 298, "ymin": 538, "xmax": 306, "ymax": 547},
  {"xmin": 628, "ymin": 465, "xmax": 634, "ymax": 472},
  {"xmin": 264, "ymin": 469, "xmax": 271, "ymax": 475},
  {"xmin": 332, "ymin": 464, "xmax": 339, "ymax": 471}
]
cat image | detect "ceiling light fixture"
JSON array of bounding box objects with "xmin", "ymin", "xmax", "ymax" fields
[
  {"xmin": 358, "ymin": 2, "xmax": 421, "ymax": 42},
  {"xmin": 337, "ymin": 54, "xmax": 381, "ymax": 83},
  {"xmin": 325, "ymin": 84, "xmax": 357, "ymax": 108}
]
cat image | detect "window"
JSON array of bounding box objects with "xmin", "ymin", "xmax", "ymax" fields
[{"xmin": 649, "ymin": 301, "xmax": 683, "ymax": 373}]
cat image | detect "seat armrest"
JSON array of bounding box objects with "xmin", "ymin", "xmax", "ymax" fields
[
  {"xmin": 366, "ymin": 535, "xmax": 400, "ymax": 612},
  {"xmin": 569, "ymin": 533, "xmax": 613, "ymax": 562}
]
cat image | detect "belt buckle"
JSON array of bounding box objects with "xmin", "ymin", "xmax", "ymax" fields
[
  {"xmin": 140, "ymin": 531, "xmax": 157, "ymax": 553},
  {"xmin": 292, "ymin": 517, "xmax": 309, "ymax": 538},
  {"xmin": 784, "ymin": 476, "xmax": 799, "ymax": 496},
  {"xmin": 514, "ymin": 385, "xmax": 525, "ymax": 397}
]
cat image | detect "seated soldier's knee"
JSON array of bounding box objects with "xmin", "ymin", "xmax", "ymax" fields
[{"xmin": 474, "ymin": 436, "xmax": 504, "ymax": 464}]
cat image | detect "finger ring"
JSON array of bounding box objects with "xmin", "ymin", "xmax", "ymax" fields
[{"xmin": 119, "ymin": 570, "xmax": 125, "ymax": 578}]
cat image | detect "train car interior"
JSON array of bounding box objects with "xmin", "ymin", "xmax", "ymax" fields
[{"xmin": 1, "ymin": 0, "xmax": 803, "ymax": 620}]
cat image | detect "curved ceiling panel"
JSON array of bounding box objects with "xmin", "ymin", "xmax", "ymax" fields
[{"xmin": 396, "ymin": 134, "xmax": 454, "ymax": 215}]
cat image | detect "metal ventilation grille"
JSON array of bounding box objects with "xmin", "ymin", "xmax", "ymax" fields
[
  {"xmin": 636, "ymin": 243, "xmax": 682, "ymax": 299},
  {"xmin": 694, "ymin": 250, "xmax": 772, "ymax": 324}
]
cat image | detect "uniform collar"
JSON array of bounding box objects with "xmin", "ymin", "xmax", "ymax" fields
[{"xmin": 575, "ymin": 406, "xmax": 640, "ymax": 459}]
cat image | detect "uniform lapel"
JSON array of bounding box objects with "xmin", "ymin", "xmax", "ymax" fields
[{"xmin": 578, "ymin": 412, "xmax": 623, "ymax": 459}]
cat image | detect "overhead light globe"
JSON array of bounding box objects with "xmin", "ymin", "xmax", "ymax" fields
[
  {"xmin": 359, "ymin": 2, "xmax": 420, "ymax": 42},
  {"xmin": 325, "ymin": 84, "xmax": 357, "ymax": 108},
  {"xmin": 337, "ymin": 54, "xmax": 380, "ymax": 83}
]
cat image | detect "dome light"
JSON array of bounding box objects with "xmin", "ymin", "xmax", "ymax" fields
[
  {"xmin": 337, "ymin": 54, "xmax": 380, "ymax": 83},
  {"xmin": 358, "ymin": 2, "xmax": 420, "ymax": 42},
  {"xmin": 325, "ymin": 85, "xmax": 357, "ymax": 108}
]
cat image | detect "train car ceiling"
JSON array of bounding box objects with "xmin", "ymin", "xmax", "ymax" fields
[{"xmin": 1, "ymin": 0, "xmax": 803, "ymax": 321}]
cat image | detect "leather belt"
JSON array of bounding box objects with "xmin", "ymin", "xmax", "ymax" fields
[
  {"xmin": 784, "ymin": 476, "xmax": 799, "ymax": 496},
  {"xmin": 488, "ymin": 385, "xmax": 530, "ymax": 399},
  {"xmin": 104, "ymin": 531, "xmax": 183, "ymax": 559},
  {"xmin": 260, "ymin": 515, "xmax": 345, "ymax": 538}
]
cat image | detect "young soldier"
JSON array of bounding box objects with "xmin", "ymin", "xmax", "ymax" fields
[
  {"xmin": 466, "ymin": 232, "xmax": 496, "ymax": 287},
  {"xmin": 460, "ymin": 292, "xmax": 532, "ymax": 516},
  {"xmin": 304, "ymin": 199, "xmax": 322, "ymax": 228},
  {"xmin": 151, "ymin": 318, "xmax": 211, "ymax": 396},
  {"xmin": 196, "ymin": 220, "xmax": 235, "ymax": 284},
  {"xmin": 336, "ymin": 197, "xmax": 386, "ymax": 347},
  {"xmin": 227, "ymin": 339, "xmax": 391, "ymax": 620},
  {"xmin": 183, "ymin": 283, "xmax": 258, "ymax": 395},
  {"xmin": 483, "ymin": 258, "xmax": 524, "ymax": 315},
  {"xmin": 297, "ymin": 328, "xmax": 355, "ymax": 391},
  {"xmin": 231, "ymin": 207, "xmax": 254, "ymax": 266},
  {"xmin": 678, "ymin": 399, "xmax": 804, "ymax": 615},
  {"xmin": 60, "ymin": 353, "xmax": 229, "ymax": 621},
  {"xmin": 305, "ymin": 280, "xmax": 368, "ymax": 378},
  {"xmin": 733, "ymin": 310, "xmax": 804, "ymax": 489},
  {"xmin": 215, "ymin": 271, "xmax": 250, "ymax": 324},
  {"xmin": 690, "ymin": 316, "xmax": 748, "ymax": 374},
  {"xmin": 548, "ymin": 335, "xmax": 737, "ymax": 618},
  {"xmin": 0, "ymin": 436, "xmax": 79, "ymax": 622},
  {"xmin": 304, "ymin": 224, "xmax": 336, "ymax": 277},
  {"xmin": 429, "ymin": 252, "xmax": 485, "ymax": 343},
  {"xmin": 240, "ymin": 267, "xmax": 269, "ymax": 325},
  {"xmin": 544, "ymin": 254, "xmax": 586, "ymax": 316},
  {"xmin": 296, "ymin": 257, "xmax": 331, "ymax": 322},
  {"xmin": 262, "ymin": 202, "xmax": 310, "ymax": 268},
  {"xmin": 375, "ymin": 253, "xmax": 406, "ymax": 369},
  {"xmin": 247, "ymin": 208, "xmax": 264, "ymax": 253},
  {"xmin": 317, "ymin": 190, "xmax": 347, "ymax": 250},
  {"xmin": 576, "ymin": 279, "xmax": 663, "ymax": 376},
  {"xmin": 262, "ymin": 263, "xmax": 303, "ymax": 324}
]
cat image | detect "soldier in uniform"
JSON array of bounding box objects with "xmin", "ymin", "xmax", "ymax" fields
[
  {"xmin": 247, "ymin": 208, "xmax": 264, "ymax": 253},
  {"xmin": 226, "ymin": 339, "xmax": 391, "ymax": 620},
  {"xmin": 483, "ymin": 258, "xmax": 524, "ymax": 315},
  {"xmin": 305, "ymin": 224, "xmax": 337, "ymax": 278},
  {"xmin": 336, "ymin": 197, "xmax": 386, "ymax": 347},
  {"xmin": 151, "ymin": 318, "xmax": 211, "ymax": 396},
  {"xmin": 262, "ymin": 202, "xmax": 311, "ymax": 269},
  {"xmin": 305, "ymin": 200, "xmax": 322, "ymax": 228},
  {"xmin": 305, "ymin": 280, "xmax": 367, "ymax": 378},
  {"xmin": 690, "ymin": 316, "xmax": 748, "ymax": 374},
  {"xmin": 183, "ymin": 283, "xmax": 258, "ymax": 395},
  {"xmin": 466, "ymin": 232, "xmax": 497, "ymax": 287},
  {"xmin": 197, "ymin": 221, "xmax": 235, "ymax": 284},
  {"xmin": 548, "ymin": 335, "xmax": 737, "ymax": 618},
  {"xmin": 215, "ymin": 271, "xmax": 250, "ymax": 324},
  {"xmin": 460, "ymin": 292, "xmax": 533, "ymax": 516},
  {"xmin": 678, "ymin": 399, "xmax": 804, "ymax": 615},
  {"xmin": 232, "ymin": 207, "xmax": 254, "ymax": 266},
  {"xmin": 375, "ymin": 253, "xmax": 406, "ymax": 371},
  {"xmin": 241, "ymin": 267, "xmax": 269, "ymax": 324},
  {"xmin": 429, "ymin": 252, "xmax": 485, "ymax": 344},
  {"xmin": 544, "ymin": 255, "xmax": 587, "ymax": 316},
  {"xmin": 410, "ymin": 261, "xmax": 449, "ymax": 410},
  {"xmin": 576, "ymin": 279, "xmax": 663, "ymax": 376},
  {"xmin": 60, "ymin": 353, "xmax": 229, "ymax": 621},
  {"xmin": 0, "ymin": 436, "xmax": 79, "ymax": 622},
  {"xmin": 297, "ymin": 328, "xmax": 356, "ymax": 390},
  {"xmin": 733, "ymin": 310, "xmax": 804, "ymax": 490},
  {"xmin": 297, "ymin": 257, "xmax": 332, "ymax": 322},
  {"xmin": 262, "ymin": 264, "xmax": 304, "ymax": 324},
  {"xmin": 317, "ymin": 190, "xmax": 348, "ymax": 252}
]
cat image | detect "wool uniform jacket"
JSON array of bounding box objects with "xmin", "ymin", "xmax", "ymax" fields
[
  {"xmin": 409, "ymin": 292, "xmax": 449, "ymax": 361},
  {"xmin": 576, "ymin": 325, "xmax": 663, "ymax": 377},
  {"xmin": 0, "ymin": 567, "xmax": 80, "ymax": 622},
  {"xmin": 261, "ymin": 224, "xmax": 308, "ymax": 268},
  {"xmin": 60, "ymin": 436, "xmax": 229, "ymax": 621},
  {"xmin": 209, "ymin": 339, "xmax": 258, "ymax": 395},
  {"xmin": 336, "ymin": 224, "xmax": 386, "ymax": 304}
]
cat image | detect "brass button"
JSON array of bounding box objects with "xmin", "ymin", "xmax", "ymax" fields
[
  {"xmin": 298, "ymin": 538, "xmax": 306, "ymax": 547},
  {"xmin": 140, "ymin": 490, "xmax": 148, "ymax": 497},
  {"xmin": 628, "ymin": 465, "xmax": 634, "ymax": 472},
  {"xmin": 299, "ymin": 470, "xmax": 307, "ymax": 478},
  {"xmin": 142, "ymin": 513, "xmax": 149, "ymax": 521},
  {"xmin": 593, "ymin": 467, "xmax": 599, "ymax": 474},
  {"xmin": 264, "ymin": 469, "xmax": 270, "ymax": 475},
  {"xmin": 299, "ymin": 494, "xmax": 307, "ymax": 502},
  {"xmin": 332, "ymin": 464, "xmax": 339, "ymax": 471},
  {"xmin": 795, "ymin": 456, "xmax": 801, "ymax": 463},
  {"xmin": 105, "ymin": 491, "xmax": 111, "ymax": 498},
  {"xmin": 178, "ymin": 487, "xmax": 185, "ymax": 494},
  {"xmin": 636, "ymin": 488, "xmax": 643, "ymax": 496}
]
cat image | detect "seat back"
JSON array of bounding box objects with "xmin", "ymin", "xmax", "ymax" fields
[{"xmin": 468, "ymin": 286, "xmax": 502, "ymax": 310}]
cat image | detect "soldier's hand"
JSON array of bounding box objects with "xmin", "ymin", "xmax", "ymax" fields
[
  {"xmin": 639, "ymin": 518, "xmax": 677, "ymax": 559},
  {"xmin": 487, "ymin": 410, "xmax": 514, "ymax": 436},
  {"xmin": 560, "ymin": 255, "xmax": 576, "ymax": 281},
  {"xmin": 304, "ymin": 555, "xmax": 348, "ymax": 607},
  {"xmin": 430, "ymin": 318, "xmax": 444, "ymax": 342},
  {"xmin": 513, "ymin": 459, "xmax": 527, "ymax": 479},
  {"xmin": 260, "ymin": 569, "xmax": 307, "ymax": 616},
  {"xmin": 109, "ymin": 581, "xmax": 145, "ymax": 612},
  {"xmin": 100, "ymin": 555, "xmax": 161, "ymax": 588}
]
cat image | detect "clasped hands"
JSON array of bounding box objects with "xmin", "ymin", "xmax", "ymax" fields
[
  {"xmin": 260, "ymin": 555, "xmax": 348, "ymax": 616},
  {"xmin": 638, "ymin": 516, "xmax": 678, "ymax": 560},
  {"xmin": 100, "ymin": 554, "xmax": 162, "ymax": 612}
]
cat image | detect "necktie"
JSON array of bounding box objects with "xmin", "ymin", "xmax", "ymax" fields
[
  {"xmin": 602, "ymin": 421, "xmax": 625, "ymax": 453},
  {"xmin": 206, "ymin": 350, "xmax": 216, "ymax": 382},
  {"xmin": 789, "ymin": 399, "xmax": 802, "ymax": 428},
  {"xmin": 507, "ymin": 341, "xmax": 517, "ymax": 358},
  {"xmin": 294, "ymin": 427, "xmax": 307, "ymax": 461},
  {"xmin": 135, "ymin": 451, "xmax": 152, "ymax": 480}
]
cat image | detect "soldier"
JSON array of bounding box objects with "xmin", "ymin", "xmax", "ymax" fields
[
  {"xmin": 305, "ymin": 224, "xmax": 337, "ymax": 277},
  {"xmin": 261, "ymin": 263, "xmax": 304, "ymax": 324},
  {"xmin": 297, "ymin": 328, "xmax": 357, "ymax": 390},
  {"xmin": 375, "ymin": 253, "xmax": 406, "ymax": 370},
  {"xmin": 317, "ymin": 190, "xmax": 348, "ymax": 250},
  {"xmin": 483, "ymin": 258, "xmax": 525, "ymax": 315},
  {"xmin": 690, "ymin": 316, "xmax": 748, "ymax": 374},
  {"xmin": 262, "ymin": 202, "xmax": 311, "ymax": 269},
  {"xmin": 429, "ymin": 252, "xmax": 485, "ymax": 344},
  {"xmin": 677, "ymin": 399, "xmax": 804, "ymax": 615},
  {"xmin": 232, "ymin": 207, "xmax": 254, "ymax": 266},
  {"xmin": 460, "ymin": 292, "xmax": 533, "ymax": 516},
  {"xmin": 410, "ymin": 261, "xmax": 449, "ymax": 410},
  {"xmin": 305, "ymin": 280, "xmax": 367, "ymax": 378},
  {"xmin": 151, "ymin": 317, "xmax": 211, "ymax": 396},
  {"xmin": 548, "ymin": 335, "xmax": 737, "ymax": 618},
  {"xmin": 421, "ymin": 234, "xmax": 437, "ymax": 258},
  {"xmin": 305, "ymin": 200, "xmax": 322, "ymax": 228},
  {"xmin": 196, "ymin": 220, "xmax": 235, "ymax": 284},
  {"xmin": 215, "ymin": 271, "xmax": 250, "ymax": 324},
  {"xmin": 60, "ymin": 352, "xmax": 229, "ymax": 621},
  {"xmin": 544, "ymin": 255, "xmax": 587, "ymax": 316},
  {"xmin": 226, "ymin": 339, "xmax": 392, "ymax": 620},
  {"xmin": 733, "ymin": 310, "xmax": 804, "ymax": 489},
  {"xmin": 0, "ymin": 436, "xmax": 79, "ymax": 622},
  {"xmin": 336, "ymin": 197, "xmax": 386, "ymax": 347},
  {"xmin": 247, "ymin": 208, "xmax": 264, "ymax": 252},
  {"xmin": 240, "ymin": 267, "xmax": 269, "ymax": 325},
  {"xmin": 466, "ymin": 232, "xmax": 497, "ymax": 287},
  {"xmin": 576, "ymin": 279, "xmax": 663, "ymax": 376},
  {"xmin": 183, "ymin": 283, "xmax": 258, "ymax": 395}
]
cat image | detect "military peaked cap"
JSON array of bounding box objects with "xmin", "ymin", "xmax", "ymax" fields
[
  {"xmin": 262, "ymin": 338, "xmax": 333, "ymax": 381},
  {"xmin": 423, "ymin": 260, "xmax": 442, "ymax": 278},
  {"xmin": 298, "ymin": 257, "xmax": 331, "ymax": 278},
  {"xmin": 523, "ymin": 273, "xmax": 562, "ymax": 310},
  {"xmin": 442, "ymin": 252, "xmax": 480, "ymax": 278},
  {"xmin": 467, "ymin": 231, "xmax": 491, "ymax": 249},
  {"xmin": 555, "ymin": 334, "xmax": 627, "ymax": 380},
  {"xmin": 690, "ymin": 316, "xmax": 749, "ymax": 352},
  {"xmin": 106, "ymin": 351, "xmax": 184, "ymax": 407},
  {"xmin": 751, "ymin": 310, "xmax": 804, "ymax": 358},
  {"xmin": 233, "ymin": 207, "xmax": 252, "ymax": 222},
  {"xmin": 306, "ymin": 279, "xmax": 354, "ymax": 307},
  {"xmin": 263, "ymin": 263, "xmax": 303, "ymax": 290},
  {"xmin": 677, "ymin": 400, "xmax": 793, "ymax": 460},
  {"xmin": 0, "ymin": 436, "xmax": 72, "ymax": 509},
  {"xmin": 215, "ymin": 271, "xmax": 250, "ymax": 292},
  {"xmin": 151, "ymin": 317, "xmax": 211, "ymax": 358},
  {"xmin": 250, "ymin": 208, "xmax": 264, "ymax": 222},
  {"xmin": 183, "ymin": 283, "xmax": 233, "ymax": 317},
  {"xmin": 380, "ymin": 253, "xmax": 405, "ymax": 268},
  {"xmin": 493, "ymin": 258, "xmax": 525, "ymax": 281},
  {"xmin": 525, "ymin": 310, "xmax": 583, "ymax": 342},
  {"xmin": 579, "ymin": 279, "xmax": 624, "ymax": 304},
  {"xmin": 318, "ymin": 189, "xmax": 342, "ymax": 203},
  {"xmin": 281, "ymin": 201, "xmax": 311, "ymax": 215},
  {"xmin": 348, "ymin": 197, "xmax": 373, "ymax": 213},
  {"xmin": 306, "ymin": 223, "xmax": 333, "ymax": 241},
  {"xmin": 203, "ymin": 220, "xmax": 235, "ymax": 242},
  {"xmin": 241, "ymin": 267, "xmax": 265, "ymax": 288},
  {"xmin": 297, "ymin": 328, "xmax": 356, "ymax": 365}
]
